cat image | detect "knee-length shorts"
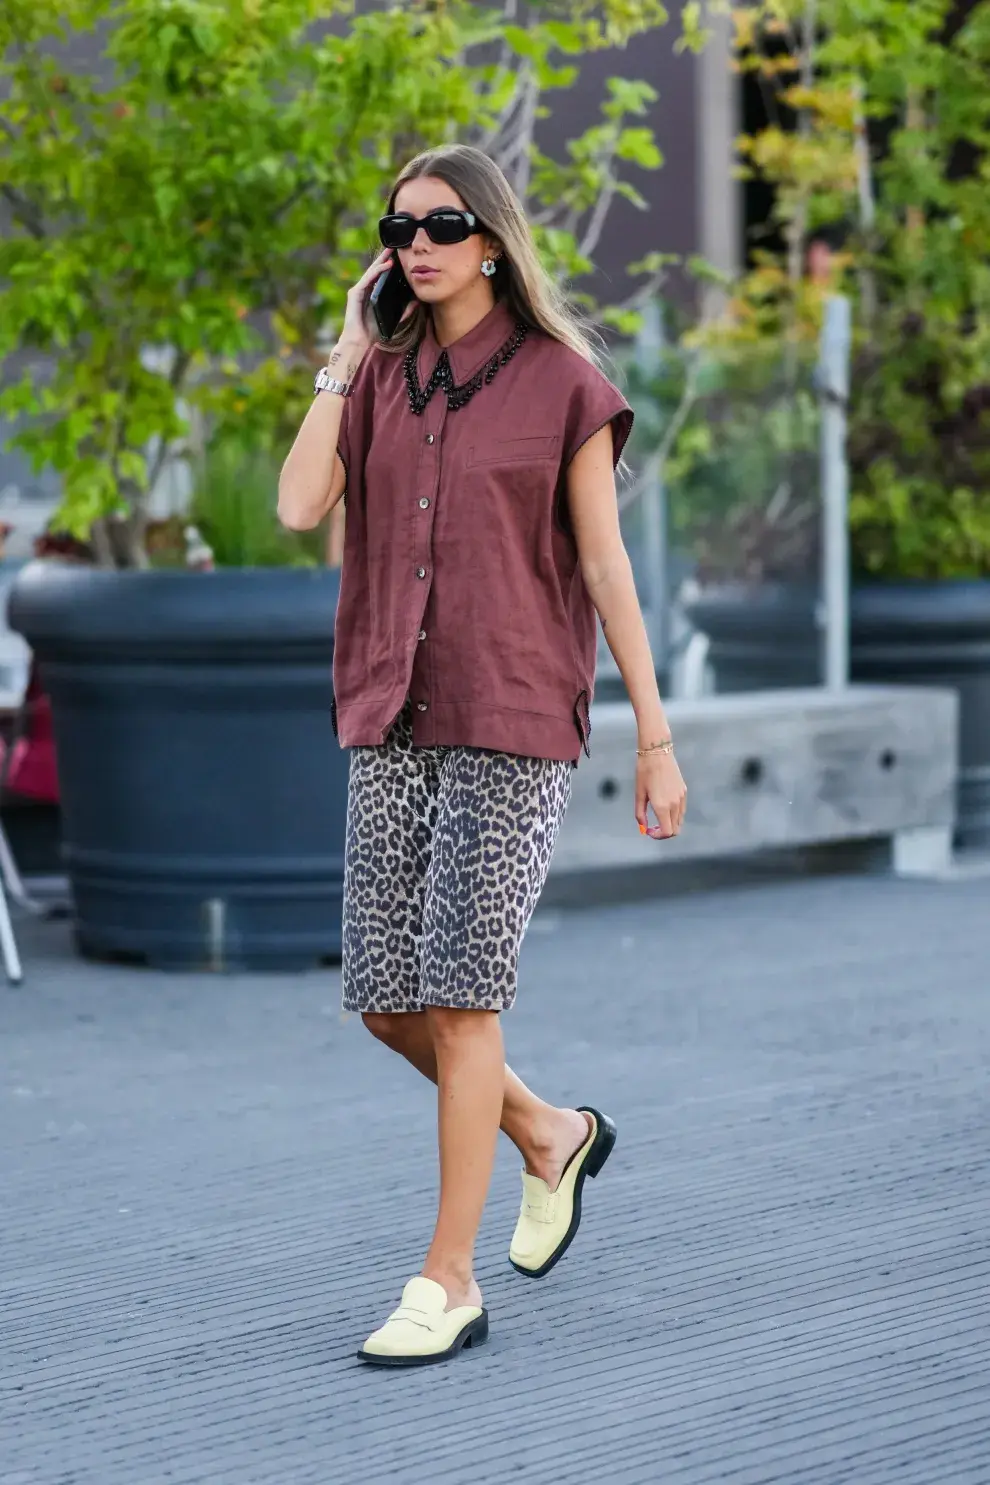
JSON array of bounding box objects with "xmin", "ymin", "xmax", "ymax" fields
[{"xmin": 341, "ymin": 706, "xmax": 572, "ymax": 1014}]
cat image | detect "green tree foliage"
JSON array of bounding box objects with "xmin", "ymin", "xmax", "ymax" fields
[
  {"xmin": 724, "ymin": 0, "xmax": 990, "ymax": 580},
  {"xmin": 0, "ymin": 0, "xmax": 669, "ymax": 565},
  {"xmin": 628, "ymin": 0, "xmax": 990, "ymax": 582}
]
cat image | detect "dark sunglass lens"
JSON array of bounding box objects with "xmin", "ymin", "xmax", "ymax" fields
[
  {"xmin": 426, "ymin": 212, "xmax": 470, "ymax": 244},
  {"xmin": 379, "ymin": 216, "xmax": 415, "ymax": 249}
]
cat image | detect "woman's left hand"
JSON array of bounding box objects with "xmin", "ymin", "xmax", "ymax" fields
[{"xmin": 635, "ymin": 751, "xmax": 687, "ymax": 840}]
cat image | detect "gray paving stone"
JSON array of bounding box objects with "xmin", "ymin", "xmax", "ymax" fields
[{"xmin": 2, "ymin": 872, "xmax": 989, "ymax": 1483}]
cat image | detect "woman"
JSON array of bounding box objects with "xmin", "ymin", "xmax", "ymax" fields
[{"xmin": 278, "ymin": 144, "xmax": 686, "ymax": 1367}]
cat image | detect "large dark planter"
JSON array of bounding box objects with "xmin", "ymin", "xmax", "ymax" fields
[
  {"xmin": 686, "ymin": 580, "xmax": 990, "ymax": 849},
  {"xmin": 8, "ymin": 562, "xmax": 345, "ymax": 970},
  {"xmin": 682, "ymin": 584, "xmax": 822, "ymax": 692}
]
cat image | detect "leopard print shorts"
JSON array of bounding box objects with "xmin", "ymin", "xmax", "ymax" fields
[{"xmin": 341, "ymin": 705, "xmax": 572, "ymax": 1014}]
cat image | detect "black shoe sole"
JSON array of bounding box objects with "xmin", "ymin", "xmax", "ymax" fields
[
  {"xmin": 509, "ymin": 1106, "xmax": 617, "ymax": 1280},
  {"xmin": 356, "ymin": 1309, "xmax": 489, "ymax": 1367}
]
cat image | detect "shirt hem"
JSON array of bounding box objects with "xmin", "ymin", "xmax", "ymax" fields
[{"xmin": 336, "ymin": 697, "xmax": 585, "ymax": 762}]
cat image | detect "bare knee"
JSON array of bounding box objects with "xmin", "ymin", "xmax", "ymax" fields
[
  {"xmin": 424, "ymin": 1005, "xmax": 499, "ymax": 1053},
  {"xmin": 362, "ymin": 1011, "xmax": 418, "ymax": 1049}
]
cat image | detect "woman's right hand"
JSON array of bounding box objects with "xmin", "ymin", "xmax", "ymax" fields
[{"xmin": 339, "ymin": 248, "xmax": 395, "ymax": 356}]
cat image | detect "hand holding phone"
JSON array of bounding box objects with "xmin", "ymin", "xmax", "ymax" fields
[
  {"xmin": 369, "ymin": 262, "xmax": 415, "ymax": 341},
  {"xmin": 339, "ymin": 249, "xmax": 395, "ymax": 355}
]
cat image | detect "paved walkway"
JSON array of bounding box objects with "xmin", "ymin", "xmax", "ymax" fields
[{"xmin": 3, "ymin": 871, "xmax": 989, "ymax": 1484}]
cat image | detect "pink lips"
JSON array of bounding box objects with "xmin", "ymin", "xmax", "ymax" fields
[{"xmin": 410, "ymin": 267, "xmax": 439, "ymax": 278}]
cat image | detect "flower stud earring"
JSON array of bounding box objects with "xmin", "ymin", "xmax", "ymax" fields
[{"xmin": 480, "ymin": 256, "xmax": 498, "ymax": 278}]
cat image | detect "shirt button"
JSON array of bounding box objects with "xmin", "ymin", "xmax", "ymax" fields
[
  {"xmin": 419, "ymin": 497, "xmax": 430, "ymax": 509},
  {"xmin": 425, "ymin": 433, "xmax": 436, "ymax": 444},
  {"xmin": 418, "ymin": 629, "xmax": 427, "ymax": 641},
  {"xmin": 416, "ymin": 566, "xmax": 426, "ymax": 579},
  {"xmin": 416, "ymin": 701, "xmax": 428, "ymax": 712}
]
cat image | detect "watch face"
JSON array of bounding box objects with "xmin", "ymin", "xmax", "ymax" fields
[{"xmin": 315, "ymin": 367, "xmax": 329, "ymax": 390}]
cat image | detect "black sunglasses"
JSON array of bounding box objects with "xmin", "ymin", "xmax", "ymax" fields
[{"xmin": 379, "ymin": 209, "xmax": 481, "ymax": 250}]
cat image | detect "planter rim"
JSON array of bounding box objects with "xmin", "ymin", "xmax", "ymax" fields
[
  {"xmin": 687, "ymin": 578, "xmax": 990, "ymax": 638},
  {"xmin": 7, "ymin": 560, "xmax": 339, "ymax": 655}
]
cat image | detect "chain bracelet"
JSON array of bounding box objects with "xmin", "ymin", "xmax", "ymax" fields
[{"xmin": 637, "ymin": 739, "xmax": 675, "ymax": 757}]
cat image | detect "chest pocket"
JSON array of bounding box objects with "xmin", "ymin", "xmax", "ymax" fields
[{"xmin": 467, "ymin": 435, "xmax": 559, "ymax": 468}]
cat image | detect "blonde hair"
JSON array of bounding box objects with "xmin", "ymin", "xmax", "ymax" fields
[{"xmin": 381, "ymin": 144, "xmax": 601, "ymax": 364}]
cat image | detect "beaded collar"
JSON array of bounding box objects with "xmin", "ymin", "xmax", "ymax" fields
[{"xmin": 403, "ymin": 321, "xmax": 528, "ymax": 416}]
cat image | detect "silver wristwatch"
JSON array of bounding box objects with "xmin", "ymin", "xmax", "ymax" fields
[{"xmin": 314, "ymin": 366, "xmax": 352, "ymax": 397}]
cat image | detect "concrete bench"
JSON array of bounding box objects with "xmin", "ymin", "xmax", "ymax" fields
[{"xmin": 551, "ymin": 686, "xmax": 959, "ymax": 881}]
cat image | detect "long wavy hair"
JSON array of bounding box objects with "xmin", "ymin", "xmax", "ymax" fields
[{"xmin": 378, "ymin": 144, "xmax": 601, "ymax": 364}]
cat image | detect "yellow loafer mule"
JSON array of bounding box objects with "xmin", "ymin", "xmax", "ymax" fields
[
  {"xmin": 509, "ymin": 1105, "xmax": 617, "ymax": 1279},
  {"xmin": 357, "ymin": 1277, "xmax": 489, "ymax": 1367}
]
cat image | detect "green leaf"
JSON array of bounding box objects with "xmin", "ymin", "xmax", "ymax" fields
[
  {"xmin": 629, "ymin": 251, "xmax": 681, "ymax": 275},
  {"xmin": 535, "ymin": 60, "xmax": 580, "ymax": 90},
  {"xmin": 502, "ymin": 25, "xmax": 543, "ymax": 61},
  {"xmin": 616, "ymin": 127, "xmax": 663, "ymax": 168},
  {"xmin": 541, "ymin": 21, "xmax": 588, "ymax": 55},
  {"xmin": 614, "ymin": 180, "xmax": 649, "ymax": 210},
  {"xmin": 676, "ymin": 0, "xmax": 711, "ymax": 55},
  {"xmin": 604, "ymin": 77, "xmax": 658, "ymax": 118},
  {"xmin": 601, "ymin": 305, "xmax": 646, "ymax": 335}
]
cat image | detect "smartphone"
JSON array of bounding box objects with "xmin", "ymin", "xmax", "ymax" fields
[{"xmin": 369, "ymin": 264, "xmax": 414, "ymax": 342}]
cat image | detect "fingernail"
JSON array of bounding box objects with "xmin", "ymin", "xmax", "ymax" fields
[{"xmin": 639, "ymin": 823, "xmax": 647, "ymax": 835}]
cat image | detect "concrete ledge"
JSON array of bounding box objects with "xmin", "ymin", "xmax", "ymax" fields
[{"xmin": 551, "ymin": 685, "xmax": 959, "ymax": 883}]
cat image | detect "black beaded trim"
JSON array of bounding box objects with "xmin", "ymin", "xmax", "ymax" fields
[{"xmin": 403, "ymin": 321, "xmax": 528, "ymax": 415}]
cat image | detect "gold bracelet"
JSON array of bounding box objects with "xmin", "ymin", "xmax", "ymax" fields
[{"xmin": 637, "ymin": 739, "xmax": 674, "ymax": 757}]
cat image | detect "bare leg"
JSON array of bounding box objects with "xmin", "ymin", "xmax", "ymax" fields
[
  {"xmin": 363, "ymin": 1010, "xmax": 590, "ymax": 1193},
  {"xmin": 413, "ymin": 1007, "xmax": 505, "ymax": 1310}
]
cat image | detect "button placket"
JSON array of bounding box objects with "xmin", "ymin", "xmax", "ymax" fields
[{"xmin": 410, "ymin": 399, "xmax": 446, "ymax": 740}]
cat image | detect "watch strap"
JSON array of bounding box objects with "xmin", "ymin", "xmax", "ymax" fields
[{"xmin": 314, "ymin": 366, "xmax": 352, "ymax": 397}]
